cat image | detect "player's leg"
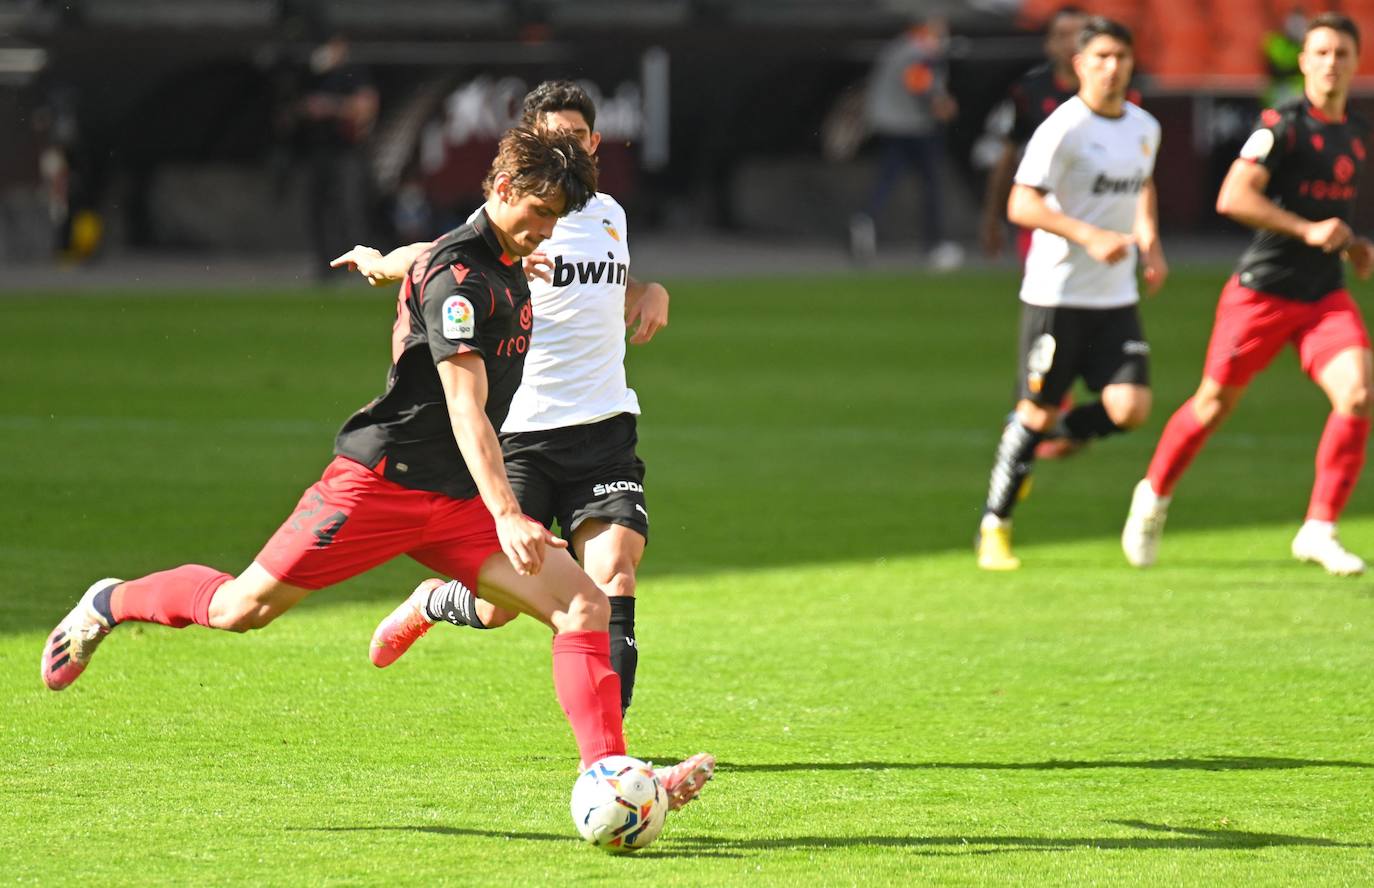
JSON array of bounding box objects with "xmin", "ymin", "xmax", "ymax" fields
[
  {"xmin": 478, "ymin": 548, "xmax": 712, "ymax": 807},
  {"xmin": 978, "ymin": 305, "xmax": 1079, "ymax": 570},
  {"xmin": 573, "ymin": 520, "xmax": 646, "ymax": 714},
  {"xmin": 41, "ymin": 563, "xmax": 309, "ymax": 691},
  {"xmin": 1124, "ymin": 279, "xmax": 1288, "ymax": 567},
  {"xmin": 1294, "ymin": 295, "xmax": 1373, "ymax": 574},
  {"xmin": 43, "ymin": 456, "xmax": 424, "ymax": 689}
]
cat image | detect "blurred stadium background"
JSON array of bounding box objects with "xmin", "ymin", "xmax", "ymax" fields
[{"xmin": 5, "ymin": 0, "xmax": 1374, "ymax": 280}]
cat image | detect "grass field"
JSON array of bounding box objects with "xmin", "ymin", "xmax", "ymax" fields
[{"xmin": 3, "ymin": 268, "xmax": 1373, "ymax": 885}]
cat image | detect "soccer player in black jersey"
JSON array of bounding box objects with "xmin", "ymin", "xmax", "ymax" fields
[
  {"xmin": 39, "ymin": 126, "xmax": 713, "ymax": 808},
  {"xmin": 1123, "ymin": 13, "xmax": 1374, "ymax": 575},
  {"xmin": 980, "ymin": 5, "xmax": 1087, "ymax": 261}
]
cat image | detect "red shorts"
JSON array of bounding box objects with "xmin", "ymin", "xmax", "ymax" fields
[
  {"xmin": 255, "ymin": 456, "xmax": 502, "ymax": 591},
  {"xmin": 1203, "ymin": 277, "xmax": 1370, "ymax": 387}
]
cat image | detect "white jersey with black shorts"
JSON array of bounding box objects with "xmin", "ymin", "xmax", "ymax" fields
[
  {"xmin": 1012, "ymin": 96, "xmax": 1160, "ymax": 404},
  {"xmin": 498, "ymin": 192, "xmax": 649, "ymax": 540}
]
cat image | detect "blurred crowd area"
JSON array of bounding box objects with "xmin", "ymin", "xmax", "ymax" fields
[{"xmin": 2, "ymin": 0, "xmax": 1374, "ymax": 272}]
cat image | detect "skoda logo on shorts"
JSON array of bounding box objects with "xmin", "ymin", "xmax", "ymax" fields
[{"xmin": 593, "ymin": 480, "xmax": 643, "ymax": 496}]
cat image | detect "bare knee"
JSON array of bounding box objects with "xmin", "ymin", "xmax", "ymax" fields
[
  {"xmin": 1103, "ymin": 387, "xmax": 1151, "ymax": 430},
  {"xmin": 1191, "ymin": 385, "xmax": 1241, "ymax": 429},
  {"xmin": 1014, "ymin": 400, "xmax": 1058, "ymax": 433},
  {"xmin": 560, "ymin": 584, "xmax": 611, "ymax": 633},
  {"xmin": 597, "ymin": 572, "xmax": 636, "ymax": 599},
  {"xmin": 1332, "ymin": 383, "xmax": 1372, "ymax": 417}
]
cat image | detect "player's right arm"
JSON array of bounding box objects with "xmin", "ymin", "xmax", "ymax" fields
[
  {"xmin": 1010, "ymin": 110, "xmax": 1133, "ymax": 264},
  {"xmin": 1215, "ymin": 160, "xmax": 1351, "ymax": 252},
  {"xmin": 331, "ymin": 242, "xmax": 433, "ymax": 286},
  {"xmin": 1217, "ymin": 109, "xmax": 1351, "ymax": 252},
  {"xmin": 1008, "ymin": 184, "xmax": 1134, "ymax": 264}
]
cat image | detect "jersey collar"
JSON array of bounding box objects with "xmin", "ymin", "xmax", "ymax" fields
[
  {"xmin": 472, "ymin": 208, "xmax": 519, "ymax": 266},
  {"xmin": 1306, "ymin": 98, "xmax": 1347, "ymax": 124}
]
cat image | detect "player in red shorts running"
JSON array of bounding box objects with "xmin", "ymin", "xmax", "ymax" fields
[
  {"xmin": 1122, "ymin": 13, "xmax": 1374, "ymax": 575},
  {"xmin": 38, "ymin": 126, "xmax": 713, "ymax": 806}
]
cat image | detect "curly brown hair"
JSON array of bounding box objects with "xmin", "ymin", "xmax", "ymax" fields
[{"xmin": 481, "ymin": 125, "xmax": 597, "ymax": 215}]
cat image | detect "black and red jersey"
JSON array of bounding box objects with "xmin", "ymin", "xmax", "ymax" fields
[
  {"xmin": 1233, "ymin": 98, "xmax": 1371, "ymax": 302},
  {"xmin": 334, "ymin": 209, "xmax": 533, "ymax": 499},
  {"xmin": 1009, "ymin": 63, "xmax": 1078, "ymax": 146}
]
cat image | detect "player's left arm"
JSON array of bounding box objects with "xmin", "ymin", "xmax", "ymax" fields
[
  {"xmin": 625, "ymin": 276, "xmax": 669, "ymax": 345},
  {"xmin": 1134, "ymin": 178, "xmax": 1168, "ymax": 295},
  {"xmin": 331, "ymin": 242, "xmax": 432, "ymax": 286}
]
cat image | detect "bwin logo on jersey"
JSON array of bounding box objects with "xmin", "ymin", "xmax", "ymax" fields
[
  {"xmin": 552, "ymin": 255, "xmax": 628, "ymax": 288},
  {"xmin": 593, "ymin": 480, "xmax": 644, "ymax": 496},
  {"xmin": 1091, "ymin": 172, "xmax": 1148, "ymax": 195}
]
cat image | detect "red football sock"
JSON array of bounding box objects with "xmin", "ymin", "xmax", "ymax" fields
[
  {"xmin": 552, "ymin": 630, "xmax": 626, "ymax": 765},
  {"xmin": 1307, "ymin": 412, "xmax": 1370, "ymax": 522},
  {"xmin": 111, "ymin": 565, "xmax": 231, "ymax": 628},
  {"xmin": 1146, "ymin": 398, "xmax": 1213, "ymax": 498}
]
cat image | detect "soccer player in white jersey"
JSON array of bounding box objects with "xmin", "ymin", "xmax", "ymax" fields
[
  {"xmin": 975, "ymin": 17, "xmax": 1168, "ymax": 570},
  {"xmin": 334, "ymin": 83, "xmax": 674, "ymax": 722}
]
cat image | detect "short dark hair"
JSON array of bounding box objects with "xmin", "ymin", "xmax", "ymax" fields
[
  {"xmin": 1306, "ymin": 12, "xmax": 1361, "ymax": 52},
  {"xmin": 1076, "ymin": 15, "xmax": 1133, "ymax": 51},
  {"xmin": 1048, "ymin": 5, "xmax": 1087, "ymax": 29},
  {"xmin": 520, "ymin": 80, "xmax": 597, "ymax": 132},
  {"xmin": 482, "ymin": 125, "xmax": 598, "ymax": 215}
]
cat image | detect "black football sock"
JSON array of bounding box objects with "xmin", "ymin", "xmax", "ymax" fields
[
  {"xmin": 92, "ymin": 584, "xmax": 117, "ymax": 626},
  {"xmin": 424, "ymin": 579, "xmax": 488, "ymax": 629},
  {"xmin": 1057, "ymin": 400, "xmax": 1123, "ymax": 441},
  {"xmin": 609, "ymin": 596, "xmax": 638, "ymax": 714},
  {"xmin": 985, "ymin": 419, "xmax": 1043, "ymax": 518}
]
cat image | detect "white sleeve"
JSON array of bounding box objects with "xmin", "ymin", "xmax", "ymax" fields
[{"xmin": 1014, "ymin": 116, "xmax": 1071, "ymax": 193}]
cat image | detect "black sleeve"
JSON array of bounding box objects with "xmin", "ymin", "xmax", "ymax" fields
[
  {"xmin": 417, "ymin": 262, "xmax": 497, "ymax": 364},
  {"xmin": 1008, "ymin": 81, "xmax": 1035, "ymax": 146}
]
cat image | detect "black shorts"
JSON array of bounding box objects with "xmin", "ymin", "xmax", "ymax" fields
[
  {"xmin": 1016, "ymin": 303, "xmax": 1150, "ymax": 405},
  {"xmin": 500, "ymin": 412, "xmax": 649, "ymax": 542}
]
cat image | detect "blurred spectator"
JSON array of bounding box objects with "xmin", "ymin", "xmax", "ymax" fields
[
  {"xmin": 850, "ymin": 15, "xmax": 963, "ymax": 270},
  {"xmin": 33, "ymin": 84, "xmax": 100, "ymax": 262},
  {"xmin": 1264, "ymin": 8, "xmax": 1307, "ymax": 107},
  {"xmin": 299, "ymin": 33, "xmax": 378, "ymax": 280}
]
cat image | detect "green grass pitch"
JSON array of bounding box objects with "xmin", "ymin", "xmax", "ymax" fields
[{"xmin": 2, "ymin": 267, "xmax": 1373, "ymax": 885}]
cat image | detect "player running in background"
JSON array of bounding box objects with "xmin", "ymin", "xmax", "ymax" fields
[
  {"xmin": 980, "ymin": 5, "xmax": 1088, "ymax": 263},
  {"xmin": 1122, "ymin": 13, "xmax": 1374, "ymax": 576},
  {"xmin": 336, "ymin": 81, "xmax": 671, "ymax": 720},
  {"xmin": 40, "ymin": 126, "xmax": 712, "ymax": 807},
  {"xmin": 976, "ymin": 17, "xmax": 1167, "ymax": 571}
]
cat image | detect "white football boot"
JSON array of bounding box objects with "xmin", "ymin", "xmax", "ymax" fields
[
  {"xmin": 1121, "ymin": 479, "xmax": 1170, "ymax": 568},
  {"xmin": 1292, "ymin": 522, "xmax": 1366, "ymax": 576},
  {"xmin": 42, "ymin": 578, "xmax": 121, "ymax": 690}
]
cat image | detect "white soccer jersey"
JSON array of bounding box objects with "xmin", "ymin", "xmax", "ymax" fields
[
  {"xmin": 1015, "ymin": 96, "xmax": 1161, "ymax": 308},
  {"xmin": 501, "ymin": 192, "xmax": 640, "ymax": 432}
]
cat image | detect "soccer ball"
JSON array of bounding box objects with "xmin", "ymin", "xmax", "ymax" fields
[{"xmin": 570, "ymin": 755, "xmax": 668, "ymax": 853}]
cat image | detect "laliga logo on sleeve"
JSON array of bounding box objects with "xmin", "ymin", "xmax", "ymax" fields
[
  {"xmin": 442, "ymin": 296, "xmax": 475, "ymax": 339},
  {"xmin": 602, "ymin": 218, "xmax": 620, "ymax": 242}
]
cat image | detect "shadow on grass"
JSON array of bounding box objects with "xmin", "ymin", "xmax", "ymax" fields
[
  {"xmin": 292, "ymin": 825, "xmax": 749, "ymax": 859},
  {"xmin": 712, "ymin": 755, "xmax": 1373, "ymax": 773},
  {"xmin": 295, "ymin": 820, "xmax": 1365, "ymax": 857},
  {"xmin": 668, "ymin": 820, "xmax": 1367, "ymax": 854}
]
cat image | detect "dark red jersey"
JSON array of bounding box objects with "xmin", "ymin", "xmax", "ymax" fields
[
  {"xmin": 1009, "ymin": 63, "xmax": 1078, "ymax": 146},
  {"xmin": 334, "ymin": 209, "xmax": 533, "ymax": 499},
  {"xmin": 1233, "ymin": 98, "xmax": 1371, "ymax": 302}
]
